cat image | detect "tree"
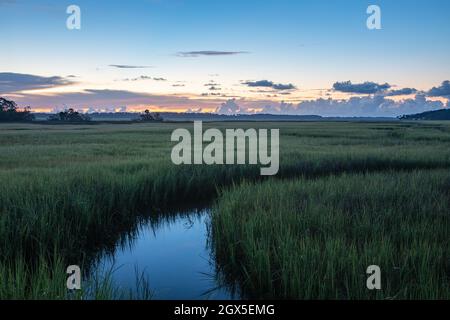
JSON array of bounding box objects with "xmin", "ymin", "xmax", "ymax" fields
[
  {"xmin": 0, "ymin": 97, "xmax": 17, "ymax": 112},
  {"xmin": 48, "ymin": 108, "xmax": 91, "ymax": 122},
  {"xmin": 140, "ymin": 109, "xmax": 163, "ymax": 122},
  {"xmin": 0, "ymin": 97, "xmax": 34, "ymax": 122}
]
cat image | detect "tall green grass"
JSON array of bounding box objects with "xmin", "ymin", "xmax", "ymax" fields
[
  {"xmin": 212, "ymin": 170, "xmax": 450, "ymax": 299},
  {"xmin": 1, "ymin": 121, "xmax": 450, "ymax": 299},
  {"xmin": 0, "ymin": 257, "xmax": 153, "ymax": 300}
]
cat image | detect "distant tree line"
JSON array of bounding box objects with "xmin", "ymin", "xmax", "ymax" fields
[
  {"xmin": 0, "ymin": 97, "xmax": 34, "ymax": 122},
  {"xmin": 399, "ymin": 109, "xmax": 450, "ymax": 120},
  {"xmin": 48, "ymin": 108, "xmax": 91, "ymax": 122},
  {"xmin": 140, "ymin": 109, "xmax": 163, "ymax": 122},
  {"xmin": 1, "ymin": 97, "xmax": 164, "ymax": 123}
]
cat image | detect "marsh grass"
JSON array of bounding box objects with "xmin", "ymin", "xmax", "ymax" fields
[
  {"xmin": 0, "ymin": 255, "xmax": 154, "ymax": 300},
  {"xmin": 1, "ymin": 121, "xmax": 450, "ymax": 299},
  {"xmin": 212, "ymin": 170, "xmax": 450, "ymax": 299}
]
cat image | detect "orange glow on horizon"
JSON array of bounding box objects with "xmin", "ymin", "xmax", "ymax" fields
[{"xmin": 30, "ymin": 106, "xmax": 219, "ymax": 114}]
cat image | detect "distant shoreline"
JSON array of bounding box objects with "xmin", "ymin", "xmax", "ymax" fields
[{"xmin": 28, "ymin": 112, "xmax": 398, "ymax": 123}]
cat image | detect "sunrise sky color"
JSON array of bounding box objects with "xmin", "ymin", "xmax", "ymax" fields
[{"xmin": 1, "ymin": 0, "xmax": 450, "ymax": 116}]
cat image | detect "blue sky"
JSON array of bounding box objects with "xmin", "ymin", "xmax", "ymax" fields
[{"xmin": 1, "ymin": 0, "xmax": 449, "ymax": 116}]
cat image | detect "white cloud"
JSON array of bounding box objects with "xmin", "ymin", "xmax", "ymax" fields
[
  {"xmin": 227, "ymin": 95, "xmax": 446, "ymax": 117},
  {"xmin": 215, "ymin": 99, "xmax": 241, "ymax": 115}
]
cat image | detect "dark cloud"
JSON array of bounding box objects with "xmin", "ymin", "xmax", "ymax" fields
[
  {"xmin": 153, "ymin": 77, "xmax": 167, "ymax": 81},
  {"xmin": 385, "ymin": 88, "xmax": 417, "ymax": 96},
  {"xmin": 272, "ymin": 83, "xmax": 296, "ymax": 90},
  {"xmin": 0, "ymin": 72, "xmax": 75, "ymax": 94},
  {"xmin": 109, "ymin": 64, "xmax": 153, "ymax": 69},
  {"xmin": 244, "ymin": 80, "xmax": 274, "ymax": 88},
  {"xmin": 243, "ymin": 80, "xmax": 296, "ymax": 91},
  {"xmin": 177, "ymin": 51, "xmax": 248, "ymax": 57},
  {"xmin": 333, "ymin": 81, "xmax": 391, "ymax": 94},
  {"xmin": 202, "ymin": 92, "xmax": 222, "ymax": 97},
  {"xmin": 427, "ymin": 80, "xmax": 450, "ymax": 97}
]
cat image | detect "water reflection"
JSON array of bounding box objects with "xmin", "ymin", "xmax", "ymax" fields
[{"xmin": 90, "ymin": 208, "xmax": 240, "ymax": 300}]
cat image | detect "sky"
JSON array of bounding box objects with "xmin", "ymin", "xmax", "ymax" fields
[{"xmin": 1, "ymin": 0, "xmax": 450, "ymax": 116}]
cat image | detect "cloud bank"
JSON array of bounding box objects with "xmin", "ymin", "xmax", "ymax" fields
[
  {"xmin": 216, "ymin": 94, "xmax": 446, "ymax": 117},
  {"xmin": 2, "ymin": 72, "xmax": 448, "ymax": 117},
  {"xmin": 0, "ymin": 72, "xmax": 75, "ymax": 94},
  {"xmin": 215, "ymin": 99, "xmax": 242, "ymax": 114},
  {"xmin": 8, "ymin": 89, "xmax": 221, "ymax": 112},
  {"xmin": 427, "ymin": 81, "xmax": 450, "ymax": 97}
]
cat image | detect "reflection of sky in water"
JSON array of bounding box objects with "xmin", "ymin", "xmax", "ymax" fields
[{"xmin": 94, "ymin": 210, "xmax": 238, "ymax": 300}]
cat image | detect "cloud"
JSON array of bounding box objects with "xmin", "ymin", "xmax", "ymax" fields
[
  {"xmin": 243, "ymin": 80, "xmax": 296, "ymax": 91},
  {"xmin": 202, "ymin": 92, "xmax": 223, "ymax": 97},
  {"xmin": 218, "ymin": 94, "xmax": 446, "ymax": 117},
  {"xmin": 427, "ymin": 80, "xmax": 450, "ymax": 97},
  {"xmin": 186, "ymin": 107, "xmax": 203, "ymax": 113},
  {"xmin": 273, "ymin": 94, "xmax": 443, "ymax": 117},
  {"xmin": 177, "ymin": 51, "xmax": 248, "ymax": 57},
  {"xmin": 272, "ymin": 83, "xmax": 296, "ymax": 90},
  {"xmin": 122, "ymin": 76, "xmax": 152, "ymax": 82},
  {"xmin": 259, "ymin": 102, "xmax": 296, "ymax": 114},
  {"xmin": 8, "ymin": 76, "xmax": 448, "ymax": 117},
  {"xmin": 333, "ymin": 81, "xmax": 391, "ymax": 94},
  {"xmin": 121, "ymin": 76, "xmax": 167, "ymax": 82},
  {"xmin": 109, "ymin": 64, "xmax": 153, "ymax": 69},
  {"xmin": 215, "ymin": 99, "xmax": 242, "ymax": 115},
  {"xmin": 385, "ymin": 88, "xmax": 418, "ymax": 96},
  {"xmin": 10, "ymin": 89, "xmax": 223, "ymax": 111},
  {"xmin": 0, "ymin": 72, "xmax": 75, "ymax": 94}
]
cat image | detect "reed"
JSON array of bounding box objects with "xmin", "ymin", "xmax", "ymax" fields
[{"xmin": 1, "ymin": 121, "xmax": 449, "ymax": 299}]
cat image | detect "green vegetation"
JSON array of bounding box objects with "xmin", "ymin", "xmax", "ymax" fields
[
  {"xmin": 212, "ymin": 171, "xmax": 450, "ymax": 299},
  {"xmin": 0, "ymin": 257, "xmax": 153, "ymax": 300},
  {"xmin": 0, "ymin": 121, "xmax": 449, "ymax": 299}
]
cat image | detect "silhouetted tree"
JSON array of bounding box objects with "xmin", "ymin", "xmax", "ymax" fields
[
  {"xmin": 48, "ymin": 108, "xmax": 91, "ymax": 122},
  {"xmin": 140, "ymin": 109, "xmax": 163, "ymax": 122},
  {"xmin": 0, "ymin": 97, "xmax": 34, "ymax": 122}
]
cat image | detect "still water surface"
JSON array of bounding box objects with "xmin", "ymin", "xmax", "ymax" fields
[{"xmin": 92, "ymin": 209, "xmax": 239, "ymax": 300}]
